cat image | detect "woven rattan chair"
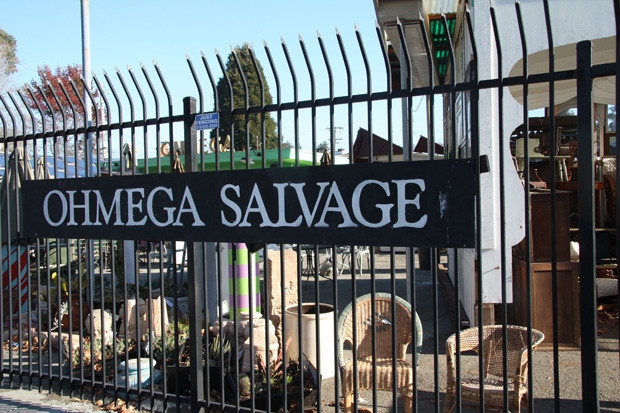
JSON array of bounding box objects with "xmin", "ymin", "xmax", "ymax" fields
[
  {"xmin": 444, "ymin": 325, "xmax": 545, "ymax": 413},
  {"xmin": 337, "ymin": 293, "xmax": 423, "ymax": 413}
]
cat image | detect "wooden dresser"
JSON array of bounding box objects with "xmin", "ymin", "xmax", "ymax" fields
[{"xmin": 511, "ymin": 190, "xmax": 581, "ymax": 348}]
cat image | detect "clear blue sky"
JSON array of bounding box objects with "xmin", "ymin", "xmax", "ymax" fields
[{"xmin": 1, "ymin": 0, "xmax": 432, "ymax": 155}]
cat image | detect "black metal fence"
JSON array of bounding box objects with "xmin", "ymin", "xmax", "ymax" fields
[{"xmin": 0, "ymin": 1, "xmax": 619, "ymax": 412}]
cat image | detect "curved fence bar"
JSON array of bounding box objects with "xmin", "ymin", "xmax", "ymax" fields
[{"xmin": 0, "ymin": 6, "xmax": 618, "ymax": 412}]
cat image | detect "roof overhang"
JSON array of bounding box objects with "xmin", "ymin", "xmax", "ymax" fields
[
  {"xmin": 508, "ymin": 36, "xmax": 616, "ymax": 110},
  {"xmin": 374, "ymin": 0, "xmax": 458, "ymax": 87},
  {"xmin": 374, "ymin": 0, "xmax": 431, "ymax": 88}
]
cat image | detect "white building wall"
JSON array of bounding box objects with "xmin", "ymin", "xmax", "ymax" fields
[{"xmin": 451, "ymin": 0, "xmax": 615, "ymax": 325}]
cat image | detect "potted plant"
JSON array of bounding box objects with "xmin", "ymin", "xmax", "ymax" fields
[
  {"xmin": 158, "ymin": 323, "xmax": 233, "ymax": 397},
  {"xmin": 205, "ymin": 332, "xmax": 235, "ymax": 399},
  {"xmin": 150, "ymin": 321, "xmax": 190, "ymax": 396},
  {"xmin": 240, "ymin": 338, "xmax": 318, "ymax": 412}
]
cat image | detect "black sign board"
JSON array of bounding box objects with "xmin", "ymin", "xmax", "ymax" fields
[{"xmin": 22, "ymin": 160, "xmax": 475, "ymax": 247}]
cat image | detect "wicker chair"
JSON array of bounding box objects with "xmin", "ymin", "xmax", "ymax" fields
[
  {"xmin": 337, "ymin": 293, "xmax": 423, "ymax": 413},
  {"xmin": 444, "ymin": 325, "xmax": 545, "ymax": 413}
]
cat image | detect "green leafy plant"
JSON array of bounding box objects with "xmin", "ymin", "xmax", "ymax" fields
[
  {"xmin": 149, "ymin": 319, "xmax": 191, "ymax": 367},
  {"xmin": 247, "ymin": 335, "xmax": 317, "ymax": 413},
  {"xmin": 255, "ymin": 337, "xmax": 293, "ymax": 389},
  {"xmin": 208, "ymin": 333, "xmax": 231, "ymax": 366},
  {"xmin": 64, "ymin": 336, "xmax": 128, "ymax": 371},
  {"xmin": 51, "ymin": 301, "xmax": 68, "ymax": 331}
]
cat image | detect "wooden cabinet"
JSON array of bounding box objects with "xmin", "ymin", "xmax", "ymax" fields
[
  {"xmin": 511, "ymin": 190, "xmax": 580, "ymax": 348},
  {"xmin": 514, "ymin": 190, "xmax": 571, "ymax": 262},
  {"xmin": 511, "ymin": 258, "xmax": 580, "ymax": 348},
  {"xmin": 555, "ymin": 181, "xmax": 606, "ymax": 228}
]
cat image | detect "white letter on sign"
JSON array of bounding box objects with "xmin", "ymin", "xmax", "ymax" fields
[
  {"xmin": 67, "ymin": 190, "xmax": 92, "ymax": 226},
  {"xmin": 43, "ymin": 190, "xmax": 68, "ymax": 227},
  {"xmin": 240, "ymin": 184, "xmax": 275, "ymax": 227},
  {"xmin": 94, "ymin": 189, "xmax": 124, "ymax": 225},
  {"xmin": 173, "ymin": 186, "xmax": 205, "ymax": 226},
  {"xmin": 126, "ymin": 188, "xmax": 147, "ymax": 226},
  {"xmin": 221, "ymin": 184, "xmax": 242, "ymax": 227},
  {"xmin": 291, "ymin": 182, "xmax": 329, "ymax": 227},
  {"xmin": 147, "ymin": 186, "xmax": 176, "ymax": 227},
  {"xmin": 392, "ymin": 179, "xmax": 428, "ymax": 228},
  {"xmin": 273, "ymin": 183, "xmax": 302, "ymax": 227},
  {"xmin": 316, "ymin": 182, "xmax": 357, "ymax": 228},
  {"xmin": 352, "ymin": 180, "xmax": 393, "ymax": 228}
]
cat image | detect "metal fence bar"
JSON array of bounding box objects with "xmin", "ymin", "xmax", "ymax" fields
[
  {"xmin": 576, "ymin": 40, "xmax": 599, "ymax": 412},
  {"xmin": 489, "ymin": 5, "xmax": 514, "ymax": 413},
  {"xmin": 615, "ymin": 5, "xmax": 620, "ymax": 397},
  {"xmin": 182, "ymin": 96, "xmax": 205, "ymax": 413},
  {"xmin": 0, "ymin": 7, "xmax": 618, "ymax": 412}
]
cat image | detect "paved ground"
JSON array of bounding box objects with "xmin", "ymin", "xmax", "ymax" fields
[
  {"xmin": 0, "ymin": 389, "xmax": 102, "ymax": 412},
  {"xmin": 300, "ymin": 251, "xmax": 620, "ymax": 413},
  {"xmin": 0, "ymin": 249, "xmax": 618, "ymax": 412}
]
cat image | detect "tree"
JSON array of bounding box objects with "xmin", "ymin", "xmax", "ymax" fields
[
  {"xmin": 316, "ymin": 141, "xmax": 329, "ymax": 152},
  {"xmin": 24, "ymin": 64, "xmax": 97, "ymax": 128},
  {"xmin": 211, "ymin": 44, "xmax": 279, "ymax": 151},
  {"xmin": 0, "ymin": 28, "xmax": 18, "ymax": 92},
  {"xmin": 22, "ymin": 64, "xmax": 99, "ymax": 158}
]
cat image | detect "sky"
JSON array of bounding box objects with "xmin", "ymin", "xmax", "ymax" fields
[{"xmin": 1, "ymin": 0, "xmax": 435, "ymax": 157}]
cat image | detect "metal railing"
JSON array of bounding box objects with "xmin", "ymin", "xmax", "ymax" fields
[{"xmin": 0, "ymin": 1, "xmax": 619, "ymax": 412}]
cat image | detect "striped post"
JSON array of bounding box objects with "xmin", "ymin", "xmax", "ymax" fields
[
  {"xmin": 1, "ymin": 243, "xmax": 30, "ymax": 315},
  {"xmin": 228, "ymin": 243, "xmax": 261, "ymax": 318}
]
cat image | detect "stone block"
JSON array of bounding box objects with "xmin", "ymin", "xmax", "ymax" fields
[{"xmin": 265, "ymin": 249, "xmax": 299, "ymax": 342}]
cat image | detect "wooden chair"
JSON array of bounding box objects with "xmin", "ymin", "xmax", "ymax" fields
[
  {"xmin": 337, "ymin": 293, "xmax": 423, "ymax": 413},
  {"xmin": 444, "ymin": 325, "xmax": 545, "ymax": 413}
]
